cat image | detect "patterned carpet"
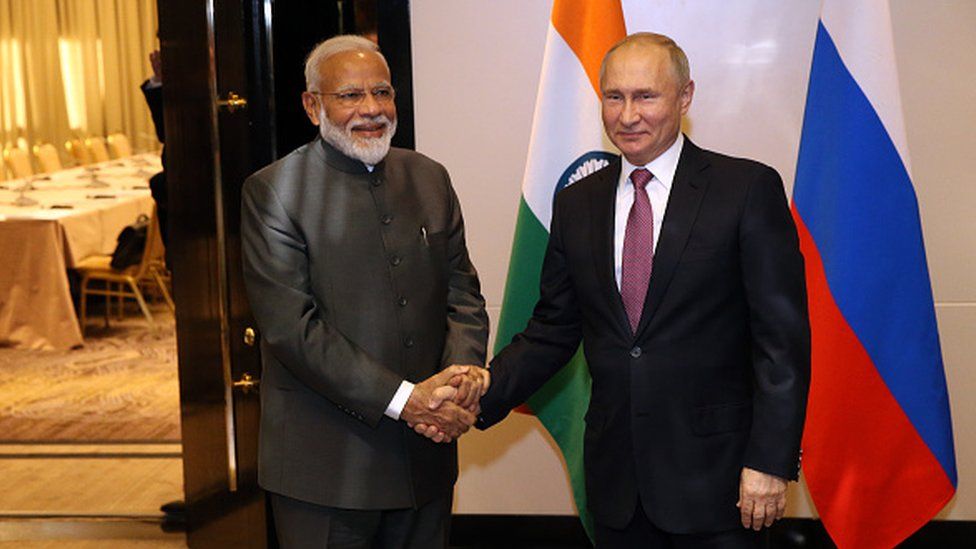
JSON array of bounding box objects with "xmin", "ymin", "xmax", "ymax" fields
[{"xmin": 0, "ymin": 306, "xmax": 181, "ymax": 442}]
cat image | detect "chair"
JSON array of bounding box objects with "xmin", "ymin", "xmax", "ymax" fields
[
  {"xmin": 86, "ymin": 137, "xmax": 110, "ymax": 163},
  {"xmin": 32, "ymin": 143, "xmax": 63, "ymax": 173},
  {"xmin": 106, "ymin": 133, "xmax": 132, "ymax": 158},
  {"xmin": 3, "ymin": 147, "xmax": 33, "ymax": 179},
  {"xmin": 65, "ymin": 139, "xmax": 92, "ymax": 166},
  {"xmin": 75, "ymin": 207, "xmax": 175, "ymax": 335}
]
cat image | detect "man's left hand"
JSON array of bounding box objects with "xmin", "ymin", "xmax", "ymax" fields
[{"xmin": 737, "ymin": 467, "xmax": 787, "ymax": 530}]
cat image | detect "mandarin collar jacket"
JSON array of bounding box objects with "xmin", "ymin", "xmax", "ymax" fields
[{"xmin": 241, "ymin": 138, "xmax": 488, "ymax": 509}]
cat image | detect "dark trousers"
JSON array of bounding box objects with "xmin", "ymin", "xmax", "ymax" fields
[
  {"xmin": 595, "ymin": 503, "xmax": 763, "ymax": 549},
  {"xmin": 269, "ymin": 491, "xmax": 452, "ymax": 549}
]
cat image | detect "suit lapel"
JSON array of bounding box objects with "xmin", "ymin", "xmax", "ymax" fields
[
  {"xmin": 634, "ymin": 139, "xmax": 710, "ymax": 339},
  {"xmin": 588, "ymin": 158, "xmax": 631, "ymax": 336}
]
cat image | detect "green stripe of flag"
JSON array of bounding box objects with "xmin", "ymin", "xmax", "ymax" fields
[{"xmin": 494, "ymin": 198, "xmax": 594, "ymax": 537}]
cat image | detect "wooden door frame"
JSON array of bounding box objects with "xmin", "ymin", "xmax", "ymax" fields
[{"xmin": 157, "ymin": 0, "xmax": 270, "ymax": 546}]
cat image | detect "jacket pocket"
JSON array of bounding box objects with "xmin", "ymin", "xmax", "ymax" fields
[
  {"xmin": 422, "ymin": 230, "xmax": 448, "ymax": 265},
  {"xmin": 422, "ymin": 229, "xmax": 447, "ymax": 248},
  {"xmin": 692, "ymin": 401, "xmax": 752, "ymax": 436}
]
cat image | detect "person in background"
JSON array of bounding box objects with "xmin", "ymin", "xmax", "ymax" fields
[
  {"xmin": 141, "ymin": 48, "xmax": 183, "ymax": 525},
  {"xmin": 141, "ymin": 49, "xmax": 168, "ymax": 246}
]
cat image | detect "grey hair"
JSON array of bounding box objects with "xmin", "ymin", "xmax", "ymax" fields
[
  {"xmin": 304, "ymin": 35, "xmax": 388, "ymax": 90},
  {"xmin": 599, "ymin": 32, "xmax": 691, "ymax": 89}
]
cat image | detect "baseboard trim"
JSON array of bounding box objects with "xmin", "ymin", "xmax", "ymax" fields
[
  {"xmin": 449, "ymin": 515, "xmax": 976, "ymax": 548},
  {"xmin": 0, "ymin": 440, "xmax": 181, "ymax": 445},
  {"xmin": 451, "ymin": 514, "xmax": 589, "ymax": 547},
  {"xmin": 0, "ymin": 517, "xmax": 185, "ymax": 541},
  {"xmin": 0, "ymin": 513, "xmax": 161, "ymax": 519},
  {"xmin": 772, "ymin": 518, "xmax": 976, "ymax": 548},
  {"xmin": 0, "ymin": 452, "xmax": 182, "ymax": 459}
]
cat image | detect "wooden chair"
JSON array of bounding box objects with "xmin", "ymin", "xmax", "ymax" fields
[
  {"xmin": 106, "ymin": 133, "xmax": 132, "ymax": 158},
  {"xmin": 86, "ymin": 137, "xmax": 110, "ymax": 163},
  {"xmin": 32, "ymin": 143, "xmax": 63, "ymax": 173},
  {"xmin": 75, "ymin": 207, "xmax": 174, "ymax": 335},
  {"xmin": 3, "ymin": 148, "xmax": 33, "ymax": 179},
  {"xmin": 65, "ymin": 139, "xmax": 92, "ymax": 166}
]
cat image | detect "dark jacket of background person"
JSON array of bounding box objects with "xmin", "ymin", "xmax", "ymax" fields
[
  {"xmin": 141, "ymin": 79, "xmax": 168, "ymax": 246},
  {"xmin": 141, "ymin": 80, "xmax": 165, "ymax": 144}
]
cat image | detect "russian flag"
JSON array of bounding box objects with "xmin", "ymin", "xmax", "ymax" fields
[{"xmin": 793, "ymin": 1, "xmax": 957, "ymax": 547}]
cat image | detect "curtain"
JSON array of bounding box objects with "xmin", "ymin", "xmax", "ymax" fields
[{"xmin": 0, "ymin": 0, "xmax": 158, "ymax": 180}]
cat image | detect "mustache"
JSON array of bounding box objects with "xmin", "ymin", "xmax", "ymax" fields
[{"xmin": 347, "ymin": 114, "xmax": 392, "ymax": 132}]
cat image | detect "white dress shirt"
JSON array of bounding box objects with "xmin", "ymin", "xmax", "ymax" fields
[{"xmin": 614, "ymin": 133, "xmax": 684, "ymax": 289}]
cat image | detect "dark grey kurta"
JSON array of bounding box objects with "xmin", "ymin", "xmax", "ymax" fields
[{"xmin": 241, "ymin": 138, "xmax": 488, "ymax": 509}]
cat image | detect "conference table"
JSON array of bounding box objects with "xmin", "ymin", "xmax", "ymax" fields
[{"xmin": 0, "ymin": 154, "xmax": 160, "ymax": 350}]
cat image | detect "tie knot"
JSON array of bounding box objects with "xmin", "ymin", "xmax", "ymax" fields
[{"xmin": 630, "ymin": 168, "xmax": 653, "ymax": 190}]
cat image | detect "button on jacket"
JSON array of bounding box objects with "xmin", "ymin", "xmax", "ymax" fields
[{"xmin": 241, "ymin": 138, "xmax": 488, "ymax": 510}]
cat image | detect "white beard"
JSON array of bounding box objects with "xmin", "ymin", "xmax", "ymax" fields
[{"xmin": 319, "ymin": 111, "xmax": 397, "ymax": 165}]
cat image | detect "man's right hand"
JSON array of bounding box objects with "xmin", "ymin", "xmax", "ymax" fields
[{"xmin": 400, "ymin": 365, "xmax": 477, "ymax": 443}]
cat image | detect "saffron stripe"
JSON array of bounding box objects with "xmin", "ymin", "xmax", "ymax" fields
[{"xmin": 551, "ymin": 0, "xmax": 626, "ymax": 95}]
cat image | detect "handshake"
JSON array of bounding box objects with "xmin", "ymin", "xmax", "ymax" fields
[{"xmin": 400, "ymin": 365, "xmax": 490, "ymax": 443}]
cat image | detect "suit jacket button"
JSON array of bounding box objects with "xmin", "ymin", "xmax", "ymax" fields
[
  {"xmin": 390, "ymin": 255, "xmax": 401, "ymax": 266},
  {"xmin": 381, "ymin": 214, "xmax": 393, "ymax": 225},
  {"xmin": 404, "ymin": 337, "xmax": 415, "ymax": 348},
  {"xmin": 630, "ymin": 346, "xmax": 642, "ymax": 358},
  {"xmin": 398, "ymin": 296, "xmax": 408, "ymax": 307},
  {"xmin": 372, "ymin": 177, "xmax": 382, "ymax": 187}
]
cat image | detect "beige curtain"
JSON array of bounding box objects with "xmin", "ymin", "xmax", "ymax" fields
[{"xmin": 0, "ymin": 0, "xmax": 158, "ymax": 180}]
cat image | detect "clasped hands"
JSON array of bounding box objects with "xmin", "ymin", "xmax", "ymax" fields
[{"xmin": 399, "ymin": 364, "xmax": 490, "ymax": 443}]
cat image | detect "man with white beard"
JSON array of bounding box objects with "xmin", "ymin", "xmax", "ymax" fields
[{"xmin": 240, "ymin": 35, "xmax": 490, "ymax": 548}]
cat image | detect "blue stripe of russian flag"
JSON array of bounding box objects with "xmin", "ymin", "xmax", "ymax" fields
[{"xmin": 793, "ymin": 21, "xmax": 956, "ymax": 485}]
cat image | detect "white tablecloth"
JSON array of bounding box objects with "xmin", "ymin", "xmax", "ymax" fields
[{"xmin": 0, "ymin": 154, "xmax": 160, "ymax": 349}]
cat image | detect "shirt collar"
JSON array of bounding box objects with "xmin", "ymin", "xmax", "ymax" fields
[{"xmin": 619, "ymin": 133, "xmax": 684, "ymax": 191}]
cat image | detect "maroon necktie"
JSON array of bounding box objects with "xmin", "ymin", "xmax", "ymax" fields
[{"xmin": 621, "ymin": 168, "xmax": 653, "ymax": 333}]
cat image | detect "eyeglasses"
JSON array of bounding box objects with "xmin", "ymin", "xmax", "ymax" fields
[{"xmin": 309, "ymin": 86, "xmax": 395, "ymax": 107}]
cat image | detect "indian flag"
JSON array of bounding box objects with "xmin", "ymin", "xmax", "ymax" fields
[{"xmin": 492, "ymin": 0, "xmax": 625, "ymax": 537}]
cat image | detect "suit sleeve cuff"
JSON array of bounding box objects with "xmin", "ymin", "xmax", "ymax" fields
[{"xmin": 384, "ymin": 380, "xmax": 415, "ymax": 420}]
